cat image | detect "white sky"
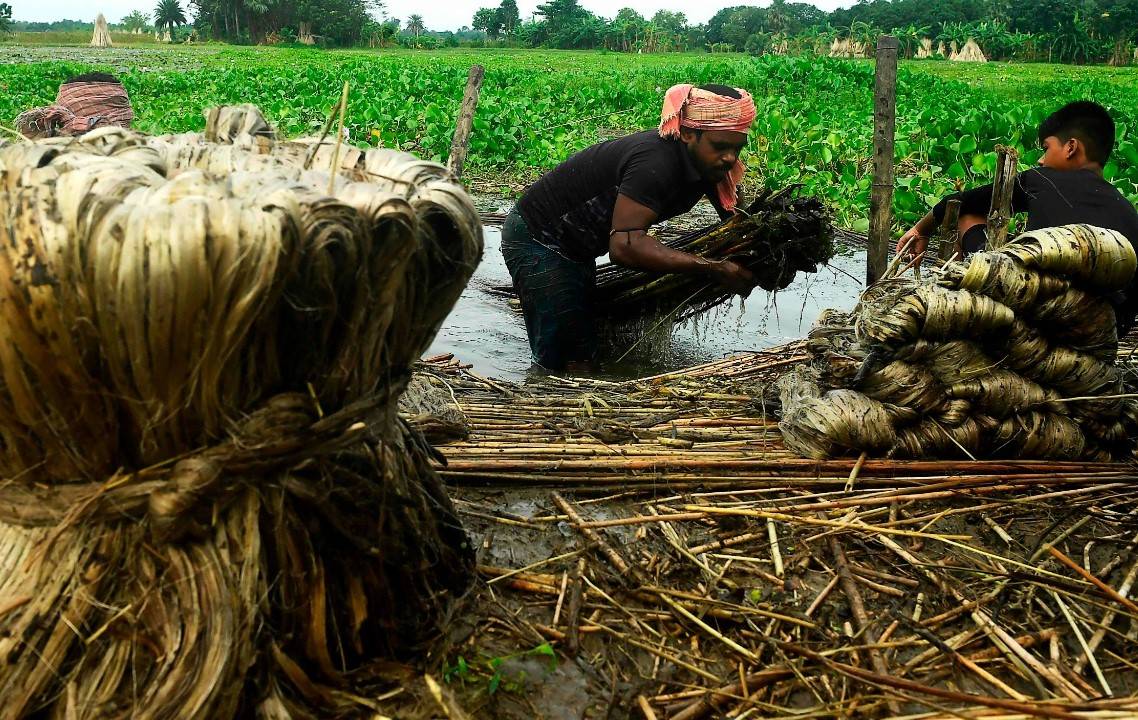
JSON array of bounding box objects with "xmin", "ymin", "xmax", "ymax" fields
[{"xmin": 23, "ymin": 0, "xmax": 854, "ymax": 32}]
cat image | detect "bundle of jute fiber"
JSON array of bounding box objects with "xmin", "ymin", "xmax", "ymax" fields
[
  {"xmin": 782, "ymin": 224, "xmax": 1138, "ymax": 461},
  {"xmin": 0, "ymin": 118, "xmax": 482, "ymax": 718},
  {"xmin": 399, "ymin": 374, "xmax": 470, "ymax": 442}
]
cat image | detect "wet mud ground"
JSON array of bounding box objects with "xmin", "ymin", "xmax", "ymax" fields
[{"xmin": 403, "ymin": 205, "xmax": 1138, "ymax": 718}]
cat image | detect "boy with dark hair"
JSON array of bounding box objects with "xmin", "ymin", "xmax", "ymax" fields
[{"xmin": 898, "ymin": 100, "xmax": 1138, "ymax": 331}]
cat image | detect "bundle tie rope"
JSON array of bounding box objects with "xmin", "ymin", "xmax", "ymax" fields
[{"xmin": 0, "ymin": 383, "xmax": 409, "ymax": 534}]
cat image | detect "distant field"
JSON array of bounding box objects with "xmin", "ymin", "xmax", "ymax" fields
[
  {"xmin": 2, "ymin": 45, "xmax": 1136, "ymax": 228},
  {"xmin": 1, "ymin": 31, "xmax": 167, "ymax": 46}
]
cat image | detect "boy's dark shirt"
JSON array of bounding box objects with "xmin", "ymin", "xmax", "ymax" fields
[
  {"xmin": 516, "ymin": 130, "xmax": 727, "ymax": 262},
  {"xmin": 932, "ymin": 166, "xmax": 1138, "ymax": 331}
]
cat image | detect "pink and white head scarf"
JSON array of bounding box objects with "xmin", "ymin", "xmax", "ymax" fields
[{"xmin": 658, "ymin": 84, "xmax": 756, "ymax": 212}]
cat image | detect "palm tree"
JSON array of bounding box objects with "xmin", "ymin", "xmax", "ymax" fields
[
  {"xmin": 153, "ymin": 0, "xmax": 187, "ymax": 35},
  {"xmin": 406, "ymin": 14, "xmax": 424, "ymax": 37}
]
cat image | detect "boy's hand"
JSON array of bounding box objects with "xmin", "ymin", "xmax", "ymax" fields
[{"xmin": 896, "ymin": 226, "xmax": 928, "ymax": 268}]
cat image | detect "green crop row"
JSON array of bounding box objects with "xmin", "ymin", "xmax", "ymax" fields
[{"xmin": 2, "ymin": 46, "xmax": 1136, "ymax": 231}]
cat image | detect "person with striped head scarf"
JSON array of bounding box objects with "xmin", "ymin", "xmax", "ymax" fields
[{"xmin": 501, "ymin": 83, "xmax": 758, "ymax": 371}]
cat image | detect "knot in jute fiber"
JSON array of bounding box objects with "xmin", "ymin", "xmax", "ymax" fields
[
  {"xmin": 0, "ymin": 106, "xmax": 482, "ymax": 719},
  {"xmin": 783, "ymin": 225, "xmax": 1138, "ymax": 461}
]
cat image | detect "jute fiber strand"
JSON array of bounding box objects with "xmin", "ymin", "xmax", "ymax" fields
[
  {"xmin": 783, "ymin": 224, "xmax": 1138, "ymax": 461},
  {"xmin": 0, "ymin": 106, "xmax": 482, "ymax": 719}
]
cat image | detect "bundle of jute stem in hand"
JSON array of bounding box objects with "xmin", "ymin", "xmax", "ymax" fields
[
  {"xmin": 595, "ymin": 187, "xmax": 834, "ymax": 323},
  {"xmin": 490, "ymin": 187, "xmax": 835, "ymax": 326},
  {"xmin": 782, "ymin": 224, "xmax": 1138, "ymax": 461},
  {"xmin": 0, "ymin": 105, "xmax": 482, "ymax": 719}
]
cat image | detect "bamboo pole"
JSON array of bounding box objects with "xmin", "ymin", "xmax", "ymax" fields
[
  {"xmin": 447, "ymin": 64, "xmax": 485, "ymax": 181},
  {"xmin": 987, "ymin": 145, "xmax": 1019, "ymax": 249},
  {"xmin": 937, "ymin": 198, "xmax": 962, "ymax": 262},
  {"xmin": 868, "ymin": 35, "xmax": 899, "ymax": 285}
]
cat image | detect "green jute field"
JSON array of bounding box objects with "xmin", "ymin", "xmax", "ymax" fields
[{"xmin": 3, "ymin": 45, "xmax": 1137, "ymax": 230}]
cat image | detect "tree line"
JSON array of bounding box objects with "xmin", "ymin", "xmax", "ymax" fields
[
  {"xmin": 465, "ymin": 0, "xmax": 1138, "ymax": 63},
  {"xmin": 6, "ymin": 0, "xmax": 1138, "ymax": 64}
]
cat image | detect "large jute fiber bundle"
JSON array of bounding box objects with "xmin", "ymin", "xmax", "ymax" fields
[
  {"xmin": 783, "ymin": 224, "xmax": 1138, "ymax": 461},
  {"xmin": 0, "ymin": 107, "xmax": 482, "ymax": 718}
]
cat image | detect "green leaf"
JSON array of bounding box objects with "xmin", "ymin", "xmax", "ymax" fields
[{"xmin": 958, "ymin": 135, "xmax": 978, "ymax": 154}]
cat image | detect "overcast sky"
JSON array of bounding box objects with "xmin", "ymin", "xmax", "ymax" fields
[{"xmin": 20, "ymin": 0, "xmax": 855, "ymax": 32}]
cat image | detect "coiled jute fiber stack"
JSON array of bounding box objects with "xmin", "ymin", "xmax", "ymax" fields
[
  {"xmin": 782, "ymin": 224, "xmax": 1138, "ymax": 461},
  {"xmin": 0, "ymin": 106, "xmax": 482, "ymax": 718}
]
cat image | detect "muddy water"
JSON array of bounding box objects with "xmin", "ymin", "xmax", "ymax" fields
[{"xmin": 427, "ymin": 226, "xmax": 868, "ymax": 380}]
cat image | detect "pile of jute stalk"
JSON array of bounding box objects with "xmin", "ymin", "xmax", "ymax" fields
[
  {"xmin": 781, "ymin": 224, "xmax": 1138, "ymax": 461},
  {"xmin": 0, "ymin": 105, "xmax": 482, "ymax": 719}
]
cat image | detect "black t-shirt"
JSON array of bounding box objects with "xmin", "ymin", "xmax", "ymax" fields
[
  {"xmin": 933, "ymin": 166, "xmax": 1138, "ymax": 329},
  {"xmin": 515, "ymin": 130, "xmax": 726, "ymax": 261}
]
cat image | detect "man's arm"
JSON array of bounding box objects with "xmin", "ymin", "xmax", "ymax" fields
[{"xmin": 608, "ymin": 193, "xmax": 755, "ymax": 294}]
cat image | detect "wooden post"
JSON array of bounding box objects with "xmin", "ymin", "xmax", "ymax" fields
[
  {"xmin": 938, "ymin": 198, "xmax": 962, "ymax": 262},
  {"xmin": 986, "ymin": 145, "xmax": 1019, "ymax": 249},
  {"xmin": 867, "ymin": 35, "xmax": 899, "ymax": 286},
  {"xmin": 447, "ymin": 64, "xmax": 485, "ymax": 181}
]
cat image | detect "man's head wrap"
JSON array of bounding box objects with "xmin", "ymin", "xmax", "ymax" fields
[
  {"xmin": 15, "ymin": 78, "xmax": 134, "ymax": 140},
  {"xmin": 659, "ymin": 84, "xmax": 756, "ymax": 212}
]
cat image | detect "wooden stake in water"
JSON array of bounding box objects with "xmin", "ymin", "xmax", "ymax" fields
[
  {"xmin": 987, "ymin": 145, "xmax": 1019, "ymax": 249},
  {"xmin": 938, "ymin": 198, "xmax": 962, "ymax": 262},
  {"xmin": 867, "ymin": 35, "xmax": 898, "ymax": 286},
  {"xmin": 447, "ymin": 65, "xmax": 485, "ymax": 181},
  {"xmin": 328, "ymin": 81, "xmax": 350, "ymax": 194}
]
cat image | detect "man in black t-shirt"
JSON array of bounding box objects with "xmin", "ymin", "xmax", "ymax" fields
[
  {"xmin": 502, "ymin": 83, "xmax": 759, "ymax": 371},
  {"xmin": 898, "ymin": 101, "xmax": 1138, "ymax": 331}
]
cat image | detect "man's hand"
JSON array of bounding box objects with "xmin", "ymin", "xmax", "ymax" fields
[
  {"xmin": 896, "ymin": 225, "xmax": 929, "ymax": 268},
  {"xmin": 709, "ymin": 259, "xmax": 755, "ymax": 295},
  {"xmin": 609, "ymin": 194, "xmax": 755, "ymax": 294}
]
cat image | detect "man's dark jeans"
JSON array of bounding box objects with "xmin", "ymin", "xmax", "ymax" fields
[{"xmin": 500, "ymin": 211, "xmax": 596, "ymax": 370}]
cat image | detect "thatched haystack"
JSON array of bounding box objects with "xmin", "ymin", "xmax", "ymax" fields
[
  {"xmin": 162, "ymin": 29, "xmax": 172, "ymax": 41},
  {"xmin": 915, "ymin": 37, "xmax": 933, "ymax": 58},
  {"xmin": 937, "ymin": 41, "xmax": 948, "ymax": 57},
  {"xmin": 828, "ymin": 38, "xmax": 868, "ymax": 58},
  {"xmin": 299, "ymin": 22, "xmax": 316, "ymax": 45},
  {"xmin": 90, "ymin": 13, "xmax": 112, "ymax": 46},
  {"xmin": 0, "ymin": 105, "xmax": 483, "ymax": 718},
  {"xmin": 952, "ymin": 37, "xmax": 987, "ymax": 61},
  {"xmin": 783, "ymin": 225, "xmax": 1138, "ymax": 461}
]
